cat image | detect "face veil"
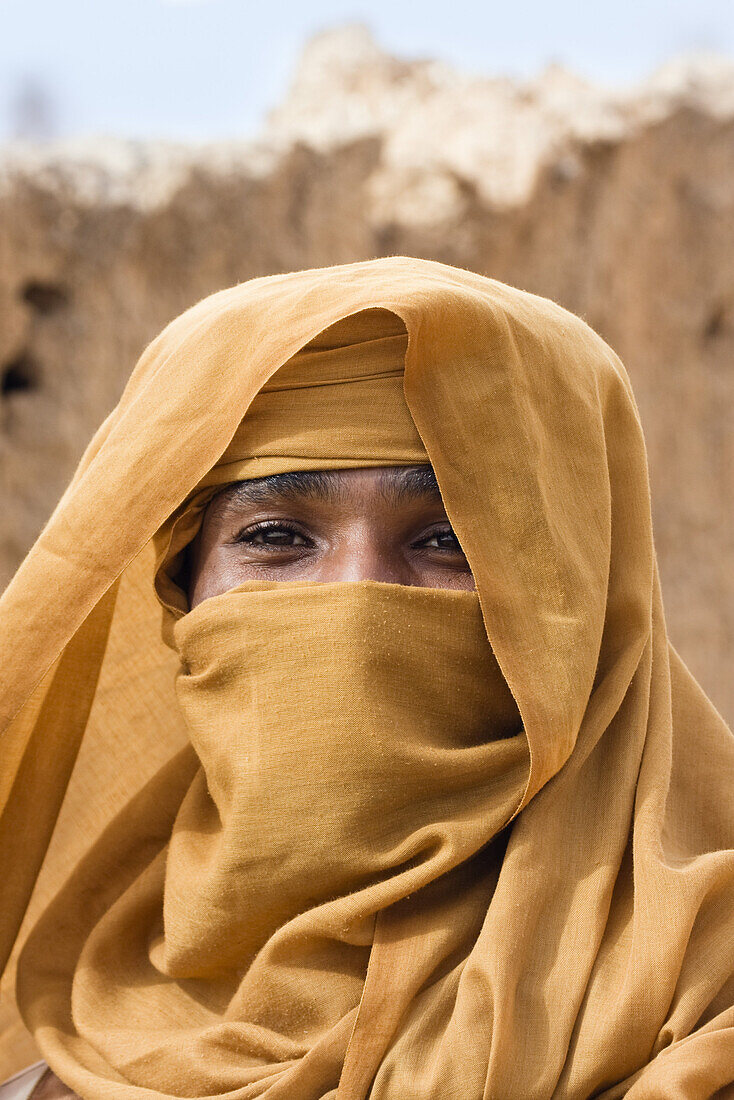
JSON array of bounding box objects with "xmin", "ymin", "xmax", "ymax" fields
[{"xmin": 0, "ymin": 257, "xmax": 733, "ymax": 1099}]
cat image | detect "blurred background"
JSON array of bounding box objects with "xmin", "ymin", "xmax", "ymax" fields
[{"xmin": 0, "ymin": 0, "xmax": 733, "ymax": 720}]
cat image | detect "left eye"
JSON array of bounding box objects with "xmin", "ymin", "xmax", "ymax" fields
[{"xmin": 236, "ymin": 524, "xmax": 309, "ymax": 548}]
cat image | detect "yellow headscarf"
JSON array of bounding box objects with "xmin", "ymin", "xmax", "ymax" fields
[{"xmin": 1, "ymin": 257, "xmax": 733, "ymax": 1099}]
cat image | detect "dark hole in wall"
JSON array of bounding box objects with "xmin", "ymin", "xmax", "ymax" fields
[
  {"xmin": 1, "ymin": 352, "xmax": 39, "ymax": 395},
  {"xmin": 20, "ymin": 279, "xmax": 68, "ymax": 315},
  {"xmin": 703, "ymin": 304, "xmax": 727, "ymax": 341}
]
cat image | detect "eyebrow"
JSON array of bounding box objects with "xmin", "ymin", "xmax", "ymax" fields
[{"xmin": 216, "ymin": 466, "xmax": 442, "ymax": 514}]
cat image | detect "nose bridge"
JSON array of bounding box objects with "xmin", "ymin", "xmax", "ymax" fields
[{"xmin": 329, "ymin": 520, "xmax": 406, "ymax": 585}]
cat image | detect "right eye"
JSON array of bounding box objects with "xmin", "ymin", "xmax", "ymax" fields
[{"xmin": 233, "ymin": 521, "xmax": 313, "ymax": 549}]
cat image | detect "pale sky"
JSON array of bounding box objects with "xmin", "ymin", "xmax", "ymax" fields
[{"xmin": 1, "ymin": 0, "xmax": 733, "ymax": 142}]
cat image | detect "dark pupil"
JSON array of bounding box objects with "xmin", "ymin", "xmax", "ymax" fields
[
  {"xmin": 437, "ymin": 530, "xmax": 459, "ymax": 548},
  {"xmin": 262, "ymin": 528, "xmax": 293, "ymax": 544}
]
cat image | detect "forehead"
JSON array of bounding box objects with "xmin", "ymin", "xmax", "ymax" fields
[{"xmin": 214, "ymin": 466, "xmax": 442, "ymax": 515}]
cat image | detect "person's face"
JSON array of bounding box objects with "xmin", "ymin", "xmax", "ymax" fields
[{"xmin": 188, "ymin": 466, "xmax": 475, "ymax": 608}]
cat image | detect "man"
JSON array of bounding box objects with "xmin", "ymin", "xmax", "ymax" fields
[{"xmin": 1, "ymin": 258, "xmax": 733, "ymax": 1098}]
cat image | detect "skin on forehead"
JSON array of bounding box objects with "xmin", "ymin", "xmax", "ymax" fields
[{"xmin": 188, "ymin": 465, "xmax": 475, "ymax": 608}]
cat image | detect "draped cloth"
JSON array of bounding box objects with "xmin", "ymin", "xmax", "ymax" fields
[{"xmin": 0, "ymin": 256, "xmax": 733, "ymax": 1099}]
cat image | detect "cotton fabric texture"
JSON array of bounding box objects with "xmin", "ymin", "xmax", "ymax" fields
[{"xmin": 0, "ymin": 256, "xmax": 733, "ymax": 1099}]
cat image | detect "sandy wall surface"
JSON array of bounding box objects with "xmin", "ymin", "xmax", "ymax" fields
[{"xmin": 1, "ymin": 26, "xmax": 733, "ymax": 721}]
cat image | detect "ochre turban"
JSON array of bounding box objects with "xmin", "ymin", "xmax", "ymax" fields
[
  {"xmin": 202, "ymin": 307, "xmax": 427, "ymax": 486},
  {"xmin": 0, "ymin": 258, "xmax": 733, "ymax": 1100}
]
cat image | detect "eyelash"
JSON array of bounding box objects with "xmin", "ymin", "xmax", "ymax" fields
[
  {"xmin": 233, "ymin": 520, "xmax": 311, "ymax": 550},
  {"xmin": 232, "ymin": 521, "xmax": 461, "ymax": 553}
]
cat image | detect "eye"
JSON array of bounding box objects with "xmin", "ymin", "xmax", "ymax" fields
[
  {"xmin": 415, "ymin": 526, "xmax": 463, "ymax": 552},
  {"xmin": 233, "ymin": 521, "xmax": 313, "ymax": 550}
]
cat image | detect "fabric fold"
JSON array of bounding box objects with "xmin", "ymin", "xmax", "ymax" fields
[{"xmin": 0, "ymin": 258, "xmax": 731, "ymax": 1099}]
